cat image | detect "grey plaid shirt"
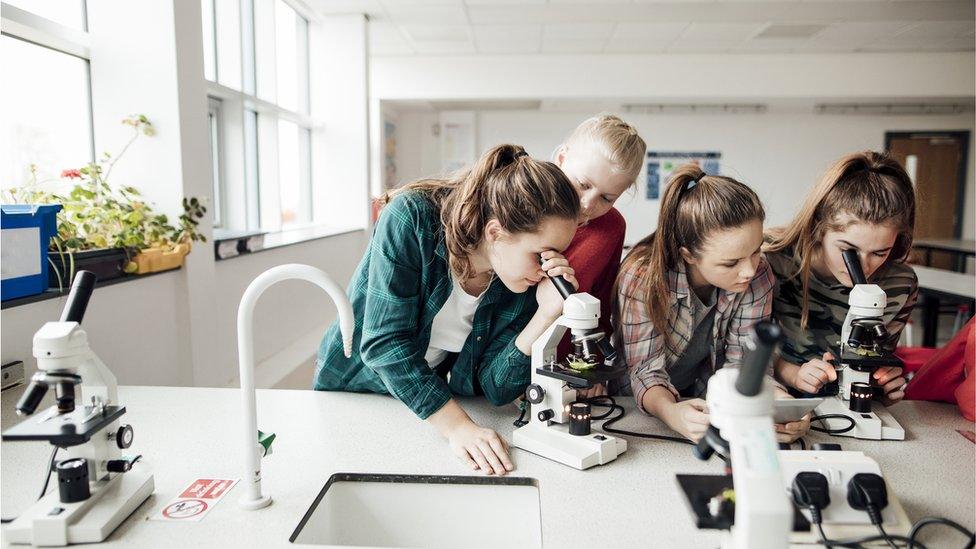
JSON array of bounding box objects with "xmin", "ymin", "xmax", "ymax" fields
[{"xmin": 615, "ymin": 257, "xmax": 776, "ymax": 413}]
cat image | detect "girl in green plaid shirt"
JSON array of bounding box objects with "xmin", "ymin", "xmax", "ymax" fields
[{"xmin": 316, "ymin": 144, "xmax": 582, "ymax": 475}]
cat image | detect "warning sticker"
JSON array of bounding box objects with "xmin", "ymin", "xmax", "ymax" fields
[{"xmin": 151, "ymin": 478, "xmax": 238, "ymax": 522}]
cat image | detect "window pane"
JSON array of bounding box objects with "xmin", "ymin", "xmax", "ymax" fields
[
  {"xmin": 0, "ymin": 36, "xmax": 92, "ymax": 190},
  {"xmin": 275, "ymin": 0, "xmax": 297, "ymax": 111},
  {"xmin": 244, "ymin": 109, "xmax": 260, "ymax": 229},
  {"xmin": 215, "ymin": 0, "xmax": 241, "ymax": 90},
  {"xmin": 201, "ymin": 0, "xmax": 217, "ymax": 81},
  {"xmin": 4, "ymin": 0, "xmax": 86, "ymax": 30},
  {"xmin": 208, "ymin": 110, "xmax": 222, "ymax": 227},
  {"xmin": 277, "ymin": 119, "xmax": 303, "ymax": 227}
]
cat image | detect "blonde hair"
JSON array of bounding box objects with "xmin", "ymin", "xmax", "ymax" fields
[
  {"xmin": 765, "ymin": 151, "xmax": 916, "ymax": 329},
  {"xmin": 562, "ymin": 114, "xmax": 646, "ymax": 183},
  {"xmin": 381, "ymin": 144, "xmax": 580, "ymax": 281},
  {"xmin": 618, "ymin": 164, "xmax": 765, "ymax": 353}
]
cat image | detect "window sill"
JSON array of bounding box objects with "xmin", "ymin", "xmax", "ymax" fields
[
  {"xmin": 215, "ymin": 224, "xmax": 365, "ymax": 261},
  {"xmin": 1, "ymin": 267, "xmax": 181, "ymax": 310}
]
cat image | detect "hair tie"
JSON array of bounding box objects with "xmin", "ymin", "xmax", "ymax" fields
[{"xmin": 512, "ymin": 150, "xmax": 529, "ymax": 161}]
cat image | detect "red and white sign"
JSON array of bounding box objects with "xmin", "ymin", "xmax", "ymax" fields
[
  {"xmin": 180, "ymin": 479, "xmax": 236, "ymax": 500},
  {"xmin": 151, "ymin": 478, "xmax": 238, "ymax": 522}
]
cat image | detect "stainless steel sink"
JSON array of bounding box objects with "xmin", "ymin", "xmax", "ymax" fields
[{"xmin": 290, "ymin": 473, "xmax": 542, "ymax": 548}]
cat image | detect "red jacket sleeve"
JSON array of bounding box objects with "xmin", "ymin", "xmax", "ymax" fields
[{"xmin": 557, "ymin": 209, "xmax": 626, "ymax": 359}]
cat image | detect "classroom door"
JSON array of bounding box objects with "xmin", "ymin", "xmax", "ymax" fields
[{"xmin": 886, "ymin": 132, "xmax": 968, "ymax": 270}]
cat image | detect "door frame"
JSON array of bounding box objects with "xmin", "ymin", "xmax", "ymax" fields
[{"xmin": 884, "ymin": 130, "xmax": 970, "ymax": 239}]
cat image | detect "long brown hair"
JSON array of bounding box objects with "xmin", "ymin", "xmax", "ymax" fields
[
  {"xmin": 381, "ymin": 144, "xmax": 580, "ymax": 280},
  {"xmin": 764, "ymin": 151, "xmax": 915, "ymax": 328},
  {"xmin": 617, "ymin": 164, "xmax": 765, "ymax": 352}
]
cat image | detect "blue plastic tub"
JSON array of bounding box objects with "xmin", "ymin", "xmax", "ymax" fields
[{"xmin": 1, "ymin": 204, "xmax": 63, "ymax": 301}]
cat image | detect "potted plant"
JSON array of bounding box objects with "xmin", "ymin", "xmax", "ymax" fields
[{"xmin": 3, "ymin": 115, "xmax": 207, "ymax": 289}]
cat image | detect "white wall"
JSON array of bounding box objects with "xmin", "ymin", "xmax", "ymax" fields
[
  {"xmin": 371, "ymin": 50, "xmax": 975, "ymax": 245},
  {"xmin": 0, "ymin": 231, "xmax": 368, "ymax": 388},
  {"xmin": 470, "ymin": 109, "xmax": 976, "ymax": 244},
  {"xmin": 371, "ymin": 52, "xmax": 975, "ymax": 102}
]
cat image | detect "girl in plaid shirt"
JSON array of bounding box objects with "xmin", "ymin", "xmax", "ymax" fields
[
  {"xmin": 615, "ymin": 164, "xmax": 810, "ymax": 443},
  {"xmin": 316, "ymin": 144, "xmax": 582, "ymax": 475}
]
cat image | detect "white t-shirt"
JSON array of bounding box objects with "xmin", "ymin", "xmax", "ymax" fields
[{"xmin": 424, "ymin": 277, "xmax": 488, "ymax": 369}]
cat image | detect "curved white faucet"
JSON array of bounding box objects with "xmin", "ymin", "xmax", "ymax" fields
[{"xmin": 237, "ymin": 264, "xmax": 354, "ymax": 509}]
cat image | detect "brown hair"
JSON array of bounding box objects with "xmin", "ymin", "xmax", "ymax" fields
[
  {"xmin": 764, "ymin": 151, "xmax": 916, "ymax": 328},
  {"xmin": 617, "ymin": 163, "xmax": 765, "ymax": 352},
  {"xmin": 381, "ymin": 144, "xmax": 581, "ymax": 280}
]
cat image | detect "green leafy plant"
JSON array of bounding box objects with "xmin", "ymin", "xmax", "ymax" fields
[
  {"xmin": 3, "ymin": 115, "xmax": 207, "ymax": 284},
  {"xmin": 5, "ymin": 116, "xmax": 207, "ymax": 250}
]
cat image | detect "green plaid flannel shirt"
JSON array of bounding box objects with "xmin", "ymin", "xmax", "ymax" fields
[{"xmin": 314, "ymin": 191, "xmax": 537, "ymax": 419}]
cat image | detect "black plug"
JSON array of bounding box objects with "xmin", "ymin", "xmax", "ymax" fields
[
  {"xmin": 792, "ymin": 472, "xmax": 831, "ymax": 525},
  {"xmin": 848, "ymin": 473, "xmax": 888, "ymax": 525}
]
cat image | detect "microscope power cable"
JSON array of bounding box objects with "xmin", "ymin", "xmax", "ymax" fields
[
  {"xmin": 1, "ymin": 445, "xmax": 61, "ymax": 524},
  {"xmin": 583, "ymin": 395, "xmax": 695, "ymax": 446},
  {"xmin": 810, "ymin": 413, "xmax": 857, "ymax": 435}
]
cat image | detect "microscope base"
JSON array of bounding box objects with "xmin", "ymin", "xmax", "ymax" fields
[
  {"xmin": 512, "ymin": 422, "xmax": 626, "ymax": 470},
  {"xmin": 6, "ymin": 469, "xmax": 154, "ymax": 546},
  {"xmin": 813, "ymin": 398, "xmax": 905, "ymax": 440}
]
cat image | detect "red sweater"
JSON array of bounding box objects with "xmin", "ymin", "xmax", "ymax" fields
[{"xmin": 557, "ymin": 208, "xmax": 626, "ymax": 358}]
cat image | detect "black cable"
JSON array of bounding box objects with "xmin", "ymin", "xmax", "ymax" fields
[
  {"xmin": 583, "ymin": 396, "xmax": 695, "ymax": 446},
  {"xmin": 909, "ymin": 517, "xmax": 976, "ymax": 549},
  {"xmin": 38, "ymin": 445, "xmax": 60, "ymax": 500},
  {"xmin": 810, "ymin": 413, "xmax": 857, "ymax": 435},
  {"xmin": 875, "ymin": 522, "xmax": 900, "ymax": 549},
  {"xmin": 1, "ymin": 445, "xmax": 60, "ymax": 524},
  {"xmin": 816, "ymin": 528, "xmax": 926, "ymax": 549}
]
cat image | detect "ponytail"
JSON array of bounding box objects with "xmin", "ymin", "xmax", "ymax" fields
[
  {"xmin": 383, "ymin": 144, "xmax": 579, "ymax": 279},
  {"xmin": 617, "ymin": 164, "xmax": 764, "ymax": 352}
]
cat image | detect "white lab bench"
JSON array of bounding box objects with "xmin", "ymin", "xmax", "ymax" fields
[{"xmin": 2, "ymin": 386, "xmax": 974, "ymax": 548}]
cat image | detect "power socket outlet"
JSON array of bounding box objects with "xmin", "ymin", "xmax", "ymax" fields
[{"xmin": 2, "ymin": 361, "xmax": 25, "ymax": 391}]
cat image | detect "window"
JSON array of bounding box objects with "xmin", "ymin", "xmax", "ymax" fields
[
  {"xmin": 207, "ymin": 98, "xmax": 224, "ymax": 227},
  {"xmin": 204, "ymin": 0, "xmax": 313, "ymax": 232},
  {"xmin": 1, "ymin": 2, "xmax": 93, "ymax": 190}
]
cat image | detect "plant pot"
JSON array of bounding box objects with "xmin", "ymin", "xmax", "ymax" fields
[
  {"xmin": 132, "ymin": 243, "xmax": 189, "ymax": 274},
  {"xmin": 47, "ymin": 247, "xmax": 128, "ymax": 290}
]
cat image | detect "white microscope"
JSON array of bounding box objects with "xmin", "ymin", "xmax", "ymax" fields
[
  {"xmin": 677, "ymin": 324, "xmax": 912, "ymax": 548},
  {"xmin": 684, "ymin": 322, "xmax": 792, "ymax": 549},
  {"xmin": 2, "ymin": 271, "xmax": 154, "ymax": 546},
  {"xmin": 812, "ymin": 249, "xmax": 905, "ymax": 440},
  {"xmin": 511, "ymin": 273, "xmax": 627, "ymax": 470}
]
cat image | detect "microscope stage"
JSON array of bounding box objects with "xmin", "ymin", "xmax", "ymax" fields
[
  {"xmin": 2, "ymin": 405, "xmax": 126, "ymax": 447},
  {"xmin": 535, "ymin": 364, "xmax": 627, "ymax": 387}
]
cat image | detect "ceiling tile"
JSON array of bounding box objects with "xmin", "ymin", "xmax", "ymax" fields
[
  {"xmin": 368, "ymin": 21, "xmax": 415, "ymax": 55},
  {"xmin": 542, "ymin": 37, "xmax": 612, "ymax": 53},
  {"xmin": 472, "ymin": 24, "xmax": 542, "ymax": 53},
  {"xmin": 308, "ymin": 0, "xmax": 387, "ymax": 17},
  {"xmin": 679, "ymin": 22, "xmax": 765, "ymax": 41},
  {"xmin": 603, "ymin": 38, "xmax": 674, "ymax": 52},
  {"xmin": 666, "ymin": 40, "xmax": 741, "ymax": 52},
  {"xmin": 543, "ymin": 23, "xmax": 616, "ymax": 40},
  {"xmin": 402, "ymin": 24, "xmax": 472, "ymax": 42},
  {"xmin": 382, "ymin": 4, "xmax": 468, "ymax": 24},
  {"xmin": 893, "ymin": 21, "xmax": 975, "ymax": 41},
  {"xmin": 610, "ymin": 22, "xmax": 689, "ymax": 41},
  {"xmin": 804, "ymin": 22, "xmax": 912, "ymax": 47}
]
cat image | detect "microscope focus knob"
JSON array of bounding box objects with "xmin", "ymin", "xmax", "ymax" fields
[
  {"xmin": 115, "ymin": 424, "xmax": 134, "ymax": 449},
  {"xmin": 525, "ymin": 384, "xmax": 545, "ymax": 404},
  {"xmin": 537, "ymin": 409, "xmax": 555, "ymax": 422}
]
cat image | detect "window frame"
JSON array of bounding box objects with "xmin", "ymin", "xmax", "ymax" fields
[
  {"xmin": 204, "ymin": 0, "xmax": 317, "ymax": 233},
  {"xmin": 1, "ymin": 2, "xmax": 96, "ymax": 177}
]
